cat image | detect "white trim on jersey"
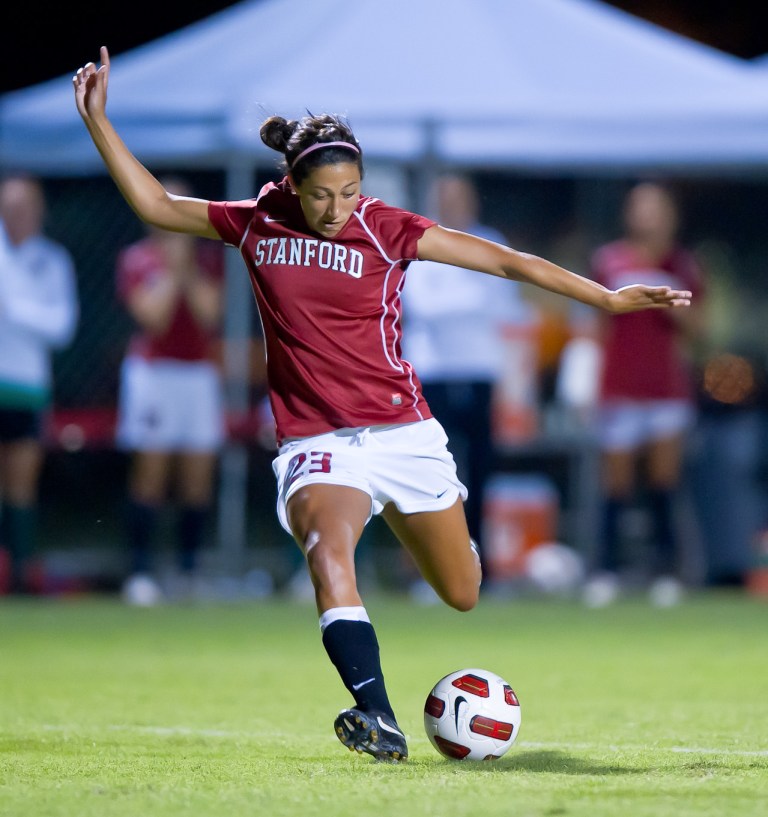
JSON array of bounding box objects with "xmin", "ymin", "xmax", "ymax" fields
[
  {"xmin": 238, "ymin": 221, "xmax": 253, "ymax": 253},
  {"xmin": 233, "ymin": 183, "xmax": 272, "ymax": 252},
  {"xmin": 379, "ymin": 264, "xmax": 404, "ymax": 373},
  {"xmin": 354, "ymin": 207, "xmax": 424, "ymax": 420},
  {"xmin": 353, "ymin": 209, "xmax": 403, "ymax": 372}
]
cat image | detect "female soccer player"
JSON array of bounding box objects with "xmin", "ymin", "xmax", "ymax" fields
[{"xmin": 74, "ymin": 47, "xmax": 691, "ymax": 762}]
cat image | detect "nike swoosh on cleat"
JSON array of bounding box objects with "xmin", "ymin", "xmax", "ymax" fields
[
  {"xmin": 376, "ymin": 717, "xmax": 404, "ymax": 737},
  {"xmin": 352, "ymin": 677, "xmax": 375, "ymax": 691}
]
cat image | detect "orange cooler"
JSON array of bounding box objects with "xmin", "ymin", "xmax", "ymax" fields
[{"xmin": 482, "ymin": 474, "xmax": 559, "ymax": 580}]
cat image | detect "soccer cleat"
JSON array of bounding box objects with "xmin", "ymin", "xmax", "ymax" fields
[{"xmin": 334, "ymin": 708, "xmax": 408, "ymax": 763}]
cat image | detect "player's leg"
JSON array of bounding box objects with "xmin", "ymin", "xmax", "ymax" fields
[
  {"xmin": 175, "ymin": 451, "xmax": 217, "ymax": 575},
  {"xmin": 581, "ymin": 445, "xmax": 637, "ymax": 607},
  {"xmin": 600, "ymin": 446, "xmax": 636, "ymax": 567},
  {"xmin": 0, "ymin": 433, "xmax": 44, "ymax": 593},
  {"xmin": 116, "ymin": 356, "xmax": 173, "ymax": 599},
  {"xmin": 419, "ymin": 382, "xmax": 493, "ymax": 575},
  {"xmin": 172, "ymin": 361, "xmax": 224, "ymax": 577},
  {"xmin": 645, "ymin": 431, "xmax": 687, "ymax": 600},
  {"xmin": 287, "ymin": 482, "xmax": 407, "ymax": 761},
  {"xmin": 583, "ymin": 400, "xmax": 641, "ymax": 606},
  {"xmin": 124, "ymin": 450, "xmax": 172, "ymax": 578},
  {"xmin": 382, "ymin": 497, "xmax": 481, "ymax": 612}
]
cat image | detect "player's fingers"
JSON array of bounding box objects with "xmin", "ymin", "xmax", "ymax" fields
[
  {"xmin": 99, "ymin": 46, "xmax": 110, "ymax": 84},
  {"xmin": 650, "ymin": 288, "xmax": 690, "ymax": 303},
  {"xmin": 73, "ymin": 65, "xmax": 88, "ymax": 87}
]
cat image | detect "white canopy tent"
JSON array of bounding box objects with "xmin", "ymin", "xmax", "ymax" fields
[
  {"xmin": 3, "ymin": 0, "xmax": 768, "ymax": 175},
  {"xmin": 4, "ymin": 0, "xmax": 767, "ymax": 567}
]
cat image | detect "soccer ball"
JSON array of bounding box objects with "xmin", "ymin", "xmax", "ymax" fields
[{"xmin": 423, "ymin": 668, "xmax": 522, "ymax": 761}]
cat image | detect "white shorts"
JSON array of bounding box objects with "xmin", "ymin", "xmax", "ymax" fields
[
  {"xmin": 272, "ymin": 418, "xmax": 468, "ymax": 535},
  {"xmin": 116, "ymin": 356, "xmax": 225, "ymax": 453},
  {"xmin": 597, "ymin": 399, "xmax": 695, "ymax": 452}
]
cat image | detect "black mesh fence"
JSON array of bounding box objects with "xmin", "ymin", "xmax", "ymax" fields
[{"xmin": 43, "ymin": 170, "xmax": 232, "ymax": 409}]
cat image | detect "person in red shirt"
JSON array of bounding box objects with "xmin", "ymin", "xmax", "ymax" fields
[
  {"xmin": 115, "ymin": 177, "xmax": 225, "ymax": 605},
  {"xmin": 583, "ymin": 182, "xmax": 705, "ymax": 609},
  {"xmin": 74, "ymin": 48, "xmax": 691, "ymax": 762}
]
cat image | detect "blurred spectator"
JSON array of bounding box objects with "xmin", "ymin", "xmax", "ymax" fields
[
  {"xmin": 690, "ymin": 349, "xmax": 768, "ymax": 587},
  {"xmin": 401, "ymin": 173, "xmax": 534, "ymax": 573},
  {"xmin": 116, "ymin": 177, "xmax": 225, "ymax": 605},
  {"xmin": 582, "ymin": 182, "xmax": 706, "ymax": 607},
  {"xmin": 0, "ymin": 174, "xmax": 79, "ymax": 594}
]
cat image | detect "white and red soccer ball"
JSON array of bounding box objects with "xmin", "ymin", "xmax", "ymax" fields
[{"xmin": 424, "ymin": 668, "xmax": 522, "ymax": 761}]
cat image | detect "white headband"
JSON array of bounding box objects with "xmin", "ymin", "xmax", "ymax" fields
[{"xmin": 290, "ymin": 141, "xmax": 360, "ymax": 170}]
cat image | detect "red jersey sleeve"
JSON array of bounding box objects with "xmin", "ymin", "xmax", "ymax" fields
[
  {"xmin": 361, "ymin": 199, "xmax": 435, "ymax": 262},
  {"xmin": 208, "ymin": 199, "xmax": 259, "ymax": 247}
]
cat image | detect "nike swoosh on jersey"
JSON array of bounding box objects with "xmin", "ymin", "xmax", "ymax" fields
[
  {"xmin": 436, "ymin": 488, "xmax": 448, "ymax": 498},
  {"xmin": 352, "ymin": 677, "xmax": 375, "ymax": 691},
  {"xmin": 264, "ymin": 216, "xmax": 285, "ymax": 223}
]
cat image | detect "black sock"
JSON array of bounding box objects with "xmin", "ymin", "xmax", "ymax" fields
[
  {"xmin": 3, "ymin": 504, "xmax": 37, "ymax": 592},
  {"xmin": 177, "ymin": 506, "xmax": 207, "ymax": 574},
  {"xmin": 125, "ymin": 500, "xmax": 158, "ymax": 575},
  {"xmin": 595, "ymin": 497, "xmax": 625, "ymax": 573},
  {"xmin": 648, "ymin": 488, "xmax": 677, "ymax": 576},
  {"xmin": 321, "ymin": 619, "xmax": 396, "ymax": 722}
]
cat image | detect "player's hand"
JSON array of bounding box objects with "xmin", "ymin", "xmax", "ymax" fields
[
  {"xmin": 606, "ymin": 284, "xmax": 692, "ymax": 314},
  {"xmin": 73, "ymin": 46, "xmax": 110, "ymax": 122}
]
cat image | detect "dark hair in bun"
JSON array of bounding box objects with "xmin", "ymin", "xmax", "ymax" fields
[{"xmin": 260, "ymin": 113, "xmax": 363, "ymax": 185}]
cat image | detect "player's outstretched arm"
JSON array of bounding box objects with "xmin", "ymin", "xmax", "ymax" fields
[
  {"xmin": 416, "ymin": 225, "xmax": 691, "ymax": 314},
  {"xmin": 72, "ymin": 47, "xmax": 217, "ymax": 239}
]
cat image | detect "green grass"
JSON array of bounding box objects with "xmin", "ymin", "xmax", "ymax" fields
[{"xmin": 1, "ymin": 591, "xmax": 766, "ymax": 817}]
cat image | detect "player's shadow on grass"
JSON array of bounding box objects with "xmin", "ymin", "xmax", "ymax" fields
[
  {"xmin": 446, "ymin": 750, "xmax": 642, "ymax": 776},
  {"xmin": 511, "ymin": 750, "xmax": 642, "ymax": 775}
]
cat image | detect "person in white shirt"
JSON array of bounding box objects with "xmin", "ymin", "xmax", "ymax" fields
[
  {"xmin": 0, "ymin": 175, "xmax": 79, "ymax": 594},
  {"xmin": 402, "ymin": 174, "xmax": 533, "ymax": 569}
]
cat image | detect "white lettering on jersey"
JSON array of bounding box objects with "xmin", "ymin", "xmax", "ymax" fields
[
  {"xmin": 273, "ymin": 237, "xmax": 287, "ymax": 265},
  {"xmin": 318, "ymin": 242, "xmax": 332, "ymax": 269},
  {"xmin": 303, "ymin": 239, "xmax": 318, "ymax": 266},
  {"xmin": 332, "ymin": 244, "xmax": 348, "ymax": 271},
  {"xmin": 253, "ymin": 238, "xmax": 364, "ymax": 278},
  {"xmin": 348, "ymin": 249, "xmax": 363, "ymax": 279},
  {"xmin": 289, "ymin": 239, "xmax": 303, "ymax": 266}
]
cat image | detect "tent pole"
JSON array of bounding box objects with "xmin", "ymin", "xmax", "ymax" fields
[
  {"xmin": 216, "ymin": 156, "xmax": 256, "ymax": 577},
  {"xmin": 413, "ymin": 118, "xmax": 440, "ymax": 215}
]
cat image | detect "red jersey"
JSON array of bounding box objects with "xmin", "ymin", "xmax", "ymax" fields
[
  {"xmin": 208, "ymin": 179, "xmax": 435, "ymax": 443},
  {"xmin": 591, "ymin": 240, "xmax": 704, "ymax": 400},
  {"xmin": 116, "ymin": 237, "xmax": 223, "ymax": 362}
]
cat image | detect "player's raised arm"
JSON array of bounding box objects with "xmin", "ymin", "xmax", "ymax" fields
[
  {"xmin": 72, "ymin": 47, "xmax": 218, "ymax": 240},
  {"xmin": 416, "ymin": 224, "xmax": 692, "ymax": 314}
]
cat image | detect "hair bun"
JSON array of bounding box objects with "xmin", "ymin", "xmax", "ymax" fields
[{"xmin": 260, "ymin": 116, "xmax": 299, "ymax": 154}]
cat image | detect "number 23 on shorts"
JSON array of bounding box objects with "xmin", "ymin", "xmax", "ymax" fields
[{"xmin": 286, "ymin": 451, "xmax": 333, "ymax": 486}]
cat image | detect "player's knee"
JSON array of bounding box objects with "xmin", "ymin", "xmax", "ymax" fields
[
  {"xmin": 442, "ymin": 582, "xmax": 479, "ymax": 613},
  {"xmin": 303, "ymin": 531, "xmax": 354, "ymax": 588}
]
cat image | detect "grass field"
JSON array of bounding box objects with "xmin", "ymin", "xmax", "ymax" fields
[{"xmin": 1, "ymin": 590, "xmax": 766, "ymax": 817}]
